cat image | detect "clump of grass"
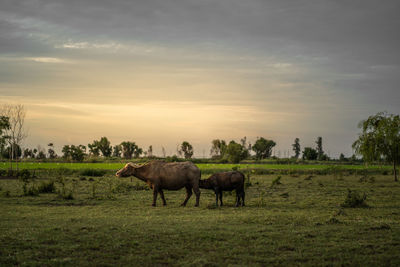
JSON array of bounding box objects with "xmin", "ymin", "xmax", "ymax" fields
[
  {"xmin": 80, "ymin": 169, "xmax": 106, "ymax": 177},
  {"xmin": 2, "ymin": 190, "xmax": 11, "ymax": 197},
  {"xmin": 304, "ymin": 175, "xmax": 313, "ymax": 181},
  {"xmin": 280, "ymin": 192, "xmax": 289, "ymax": 198},
  {"xmin": 333, "ymin": 208, "xmax": 347, "ymax": 216},
  {"xmin": 341, "ymin": 189, "xmax": 369, "ymax": 208},
  {"xmin": 22, "ymin": 183, "xmax": 39, "ymax": 196},
  {"xmin": 37, "ymin": 180, "xmax": 56, "ymax": 193},
  {"xmin": 270, "ymin": 176, "xmax": 282, "ymax": 188},
  {"xmin": 326, "ymin": 217, "xmax": 342, "ymax": 225},
  {"xmin": 359, "ymin": 176, "xmax": 375, "ymax": 183},
  {"xmin": 55, "ymin": 177, "xmax": 74, "ymax": 200}
]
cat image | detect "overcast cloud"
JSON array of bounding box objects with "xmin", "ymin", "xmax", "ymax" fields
[{"xmin": 1, "ymin": 0, "xmax": 399, "ymax": 157}]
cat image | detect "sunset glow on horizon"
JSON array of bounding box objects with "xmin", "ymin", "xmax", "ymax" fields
[{"xmin": 1, "ymin": 0, "xmax": 399, "ymax": 157}]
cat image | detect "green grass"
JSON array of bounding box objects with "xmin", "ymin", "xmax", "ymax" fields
[
  {"xmin": 0, "ymin": 161, "xmax": 392, "ymax": 171},
  {"xmin": 1, "ymin": 172, "xmax": 400, "ymax": 266}
]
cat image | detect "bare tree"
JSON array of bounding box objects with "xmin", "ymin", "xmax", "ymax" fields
[{"xmin": 1, "ymin": 104, "xmax": 27, "ymax": 171}]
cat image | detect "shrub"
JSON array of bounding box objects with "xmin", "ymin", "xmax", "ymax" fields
[
  {"xmin": 341, "ymin": 189, "xmax": 369, "ymax": 208},
  {"xmin": 37, "ymin": 181, "xmax": 56, "ymax": 193},
  {"xmin": 22, "ymin": 183, "xmax": 39, "ymax": 196},
  {"xmin": 18, "ymin": 169, "xmax": 34, "ymax": 182}
]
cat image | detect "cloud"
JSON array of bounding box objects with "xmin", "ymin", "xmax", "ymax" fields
[
  {"xmin": 0, "ymin": 0, "xmax": 399, "ymax": 157},
  {"xmin": 24, "ymin": 57, "xmax": 67, "ymax": 63}
]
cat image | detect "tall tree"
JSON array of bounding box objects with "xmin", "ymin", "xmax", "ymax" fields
[
  {"xmin": 353, "ymin": 112, "xmax": 400, "ymax": 181},
  {"xmin": 302, "ymin": 147, "xmax": 318, "ymax": 160},
  {"xmin": 252, "ymin": 137, "xmax": 276, "ymax": 160},
  {"xmin": 121, "ymin": 141, "xmax": 142, "ymax": 159},
  {"xmin": 147, "ymin": 145, "xmax": 153, "ymax": 157},
  {"xmin": 88, "ymin": 143, "xmax": 100, "ymax": 157},
  {"xmin": 180, "ymin": 141, "xmax": 193, "ymax": 159},
  {"xmin": 225, "ymin": 140, "xmax": 248, "ymax": 163},
  {"xmin": 292, "ymin": 138, "xmax": 301, "ymax": 159},
  {"xmin": 0, "ymin": 116, "xmax": 10, "ymax": 158},
  {"xmin": 112, "ymin": 144, "xmax": 122, "ymax": 158},
  {"xmin": 315, "ymin": 137, "xmax": 324, "ymax": 160},
  {"xmin": 210, "ymin": 139, "xmax": 227, "ymax": 158},
  {"xmin": 88, "ymin": 137, "xmax": 112, "ymax": 157},
  {"xmin": 1, "ymin": 104, "xmax": 27, "ymax": 171},
  {"xmin": 47, "ymin": 143, "xmax": 57, "ymax": 159},
  {"xmin": 98, "ymin": 137, "xmax": 112, "ymax": 157}
]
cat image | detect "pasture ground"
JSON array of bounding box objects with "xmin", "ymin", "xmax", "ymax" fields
[{"xmin": 1, "ymin": 171, "xmax": 400, "ymax": 266}]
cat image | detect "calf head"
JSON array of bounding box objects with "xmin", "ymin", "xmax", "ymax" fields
[
  {"xmin": 199, "ymin": 178, "xmax": 213, "ymax": 189},
  {"xmin": 116, "ymin": 163, "xmax": 136, "ymax": 177}
]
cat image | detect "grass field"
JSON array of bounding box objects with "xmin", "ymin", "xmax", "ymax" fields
[
  {"xmin": 0, "ymin": 161, "xmax": 392, "ymax": 172},
  {"xmin": 1, "ymin": 170, "xmax": 400, "ymax": 266}
]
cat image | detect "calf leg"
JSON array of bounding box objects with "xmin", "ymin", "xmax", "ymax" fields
[
  {"xmin": 159, "ymin": 189, "xmax": 167, "ymax": 206},
  {"xmin": 214, "ymin": 189, "xmax": 219, "ymax": 206},
  {"xmin": 181, "ymin": 186, "xmax": 192, "ymax": 206},
  {"xmin": 235, "ymin": 190, "xmax": 240, "ymax": 207}
]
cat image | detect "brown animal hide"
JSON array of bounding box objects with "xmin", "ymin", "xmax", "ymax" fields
[
  {"xmin": 116, "ymin": 160, "xmax": 201, "ymax": 207},
  {"xmin": 199, "ymin": 171, "xmax": 245, "ymax": 207}
]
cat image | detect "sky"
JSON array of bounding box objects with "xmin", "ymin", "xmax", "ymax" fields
[{"xmin": 1, "ymin": 0, "xmax": 399, "ymax": 158}]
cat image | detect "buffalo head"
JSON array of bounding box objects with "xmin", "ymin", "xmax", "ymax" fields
[{"xmin": 116, "ymin": 163, "xmax": 137, "ymax": 177}]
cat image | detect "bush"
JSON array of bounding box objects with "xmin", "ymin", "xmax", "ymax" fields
[
  {"xmin": 22, "ymin": 183, "xmax": 39, "ymax": 196},
  {"xmin": 18, "ymin": 169, "xmax": 34, "ymax": 181},
  {"xmin": 37, "ymin": 181, "xmax": 56, "ymax": 193},
  {"xmin": 341, "ymin": 189, "xmax": 369, "ymax": 208},
  {"xmin": 80, "ymin": 169, "xmax": 106, "ymax": 177}
]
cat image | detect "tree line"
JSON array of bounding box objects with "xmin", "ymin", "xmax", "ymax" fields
[
  {"xmin": 1, "ymin": 134, "xmax": 332, "ymax": 164},
  {"xmin": 1, "ymin": 104, "xmax": 399, "ymax": 180}
]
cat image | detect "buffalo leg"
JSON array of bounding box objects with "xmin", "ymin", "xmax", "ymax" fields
[
  {"xmin": 241, "ymin": 190, "xmax": 245, "ymax": 206},
  {"xmin": 193, "ymin": 184, "xmax": 201, "ymax": 207},
  {"xmin": 219, "ymin": 190, "xmax": 223, "ymax": 206},
  {"xmin": 181, "ymin": 186, "xmax": 193, "ymax": 206},
  {"xmin": 159, "ymin": 189, "xmax": 167, "ymax": 206},
  {"xmin": 235, "ymin": 191, "xmax": 240, "ymax": 207},
  {"xmin": 152, "ymin": 188, "xmax": 158, "ymax": 207}
]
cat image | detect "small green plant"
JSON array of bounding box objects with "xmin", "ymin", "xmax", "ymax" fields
[
  {"xmin": 257, "ymin": 189, "xmax": 267, "ymax": 207},
  {"xmin": 270, "ymin": 176, "xmax": 282, "ymax": 188},
  {"xmin": 91, "ymin": 182, "xmax": 97, "ymax": 199},
  {"xmin": 341, "ymin": 189, "xmax": 369, "ymax": 208}
]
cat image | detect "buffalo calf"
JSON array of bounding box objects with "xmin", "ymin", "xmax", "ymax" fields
[{"xmin": 199, "ymin": 171, "xmax": 245, "ymax": 207}]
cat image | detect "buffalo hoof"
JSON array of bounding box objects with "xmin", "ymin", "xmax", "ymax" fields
[{"xmin": 152, "ymin": 203, "xmax": 156, "ymax": 207}]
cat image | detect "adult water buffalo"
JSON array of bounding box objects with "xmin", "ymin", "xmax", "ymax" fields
[
  {"xmin": 199, "ymin": 171, "xmax": 245, "ymax": 207},
  {"xmin": 116, "ymin": 160, "xmax": 201, "ymax": 207}
]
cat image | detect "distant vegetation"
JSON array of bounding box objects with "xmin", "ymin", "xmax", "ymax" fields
[{"xmin": 1, "ymin": 105, "xmax": 398, "ymax": 180}]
